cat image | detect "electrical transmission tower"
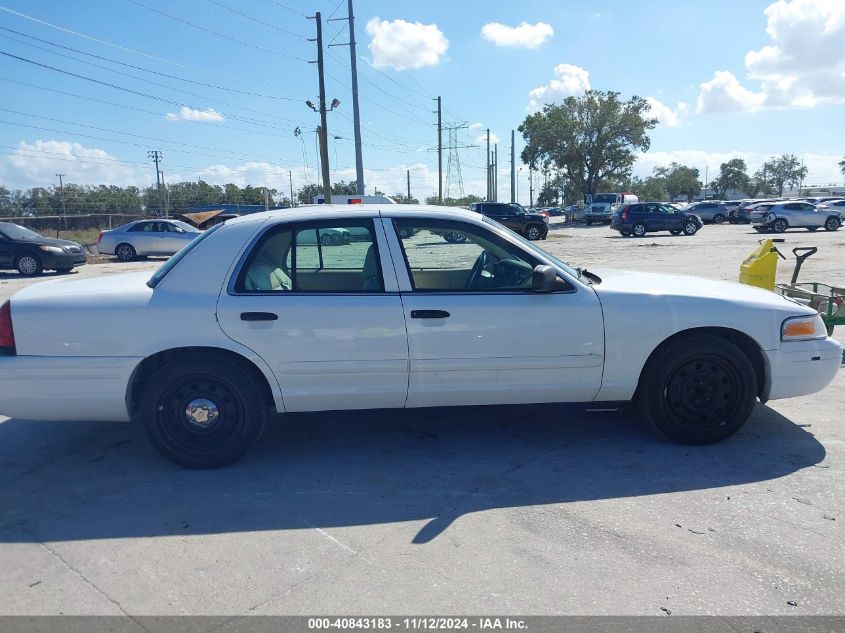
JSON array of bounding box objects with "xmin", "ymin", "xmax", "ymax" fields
[{"xmin": 444, "ymin": 122, "xmax": 472, "ymax": 200}]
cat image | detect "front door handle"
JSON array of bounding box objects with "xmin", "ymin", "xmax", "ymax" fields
[
  {"xmin": 411, "ymin": 310, "xmax": 450, "ymax": 319},
  {"xmin": 240, "ymin": 312, "xmax": 278, "ymax": 321}
]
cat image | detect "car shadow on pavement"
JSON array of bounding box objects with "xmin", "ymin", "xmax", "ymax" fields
[{"xmin": 0, "ymin": 403, "xmax": 824, "ymax": 545}]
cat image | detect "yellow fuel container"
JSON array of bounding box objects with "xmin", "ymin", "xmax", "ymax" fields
[{"xmin": 739, "ymin": 239, "xmax": 780, "ymax": 291}]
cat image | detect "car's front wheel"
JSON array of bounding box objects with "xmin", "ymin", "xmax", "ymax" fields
[
  {"xmin": 669, "ymin": 229, "xmax": 682, "ymax": 235},
  {"xmin": 632, "ymin": 222, "xmax": 647, "ymax": 237},
  {"xmin": 619, "ymin": 231, "xmax": 631, "ymax": 237},
  {"xmin": 637, "ymin": 334, "xmax": 757, "ymax": 445},
  {"xmin": 115, "ymin": 243, "xmax": 137, "ymax": 262},
  {"xmin": 682, "ymin": 221, "xmax": 699, "ymax": 236},
  {"xmin": 525, "ymin": 225, "xmax": 542, "ymax": 240},
  {"xmin": 772, "ymin": 219, "xmax": 788, "ymax": 233},
  {"xmin": 16, "ymin": 254, "xmax": 42, "ymax": 276},
  {"xmin": 141, "ymin": 356, "xmax": 268, "ymax": 469},
  {"xmin": 824, "ymin": 216, "xmax": 841, "ymax": 231}
]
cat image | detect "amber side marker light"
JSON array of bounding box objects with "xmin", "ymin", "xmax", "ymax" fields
[{"xmin": 781, "ymin": 316, "xmax": 825, "ymax": 341}]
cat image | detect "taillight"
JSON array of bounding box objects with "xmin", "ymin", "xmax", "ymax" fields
[
  {"xmin": 97, "ymin": 231, "xmax": 105, "ymax": 244},
  {"xmin": 621, "ymin": 205, "xmax": 630, "ymax": 220},
  {"xmin": 0, "ymin": 300, "xmax": 15, "ymax": 355}
]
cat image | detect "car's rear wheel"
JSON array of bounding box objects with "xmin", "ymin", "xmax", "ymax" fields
[
  {"xmin": 669, "ymin": 229, "xmax": 681, "ymax": 235},
  {"xmin": 682, "ymin": 221, "xmax": 698, "ymax": 236},
  {"xmin": 620, "ymin": 231, "xmax": 631, "ymax": 237},
  {"xmin": 772, "ymin": 219, "xmax": 788, "ymax": 233},
  {"xmin": 55, "ymin": 267, "xmax": 74, "ymax": 273},
  {"xmin": 808, "ymin": 227, "xmax": 818, "ymax": 232},
  {"xmin": 526, "ymin": 225, "xmax": 542, "ymax": 240},
  {"xmin": 632, "ymin": 222, "xmax": 647, "ymax": 237},
  {"xmin": 824, "ymin": 216, "xmax": 840, "ymax": 231},
  {"xmin": 16, "ymin": 254, "xmax": 42, "ymax": 276},
  {"xmin": 115, "ymin": 243, "xmax": 137, "ymax": 262},
  {"xmin": 141, "ymin": 356, "xmax": 267, "ymax": 469},
  {"xmin": 713, "ymin": 213, "xmax": 725, "ymax": 224},
  {"xmin": 637, "ymin": 334, "xmax": 757, "ymax": 445}
]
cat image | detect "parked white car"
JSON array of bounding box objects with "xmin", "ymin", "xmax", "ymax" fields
[
  {"xmin": 749, "ymin": 201, "xmax": 842, "ymax": 233},
  {"xmin": 0, "ymin": 205, "xmax": 840, "ymax": 468},
  {"xmin": 97, "ymin": 219, "xmax": 201, "ymax": 261}
]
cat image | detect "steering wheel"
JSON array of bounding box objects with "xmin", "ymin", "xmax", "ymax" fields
[{"xmin": 466, "ymin": 250, "xmax": 493, "ymax": 289}]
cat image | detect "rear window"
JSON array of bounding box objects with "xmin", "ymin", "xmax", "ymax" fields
[{"xmin": 147, "ymin": 224, "xmax": 221, "ymax": 289}]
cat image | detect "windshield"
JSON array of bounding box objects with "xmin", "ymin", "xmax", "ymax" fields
[
  {"xmin": 482, "ymin": 216, "xmax": 582, "ymax": 280},
  {"xmin": 0, "ymin": 223, "xmax": 42, "ymax": 240},
  {"xmin": 147, "ymin": 223, "xmax": 222, "ymax": 288},
  {"xmin": 593, "ymin": 194, "xmax": 618, "ymax": 204}
]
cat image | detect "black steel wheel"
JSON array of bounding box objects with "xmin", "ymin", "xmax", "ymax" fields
[
  {"xmin": 142, "ymin": 356, "xmax": 267, "ymax": 468},
  {"xmin": 637, "ymin": 334, "xmax": 757, "ymax": 444}
]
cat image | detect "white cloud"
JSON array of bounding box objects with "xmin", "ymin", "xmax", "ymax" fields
[
  {"xmin": 697, "ymin": 71, "xmax": 766, "ymax": 113},
  {"xmin": 697, "ymin": 0, "xmax": 845, "ymax": 112},
  {"xmin": 645, "ymin": 97, "xmax": 690, "ymax": 127},
  {"xmin": 480, "ymin": 22, "xmax": 553, "ymax": 49},
  {"xmin": 527, "ymin": 63, "xmax": 591, "ymax": 111},
  {"xmin": 474, "ymin": 132, "xmax": 500, "ymax": 146},
  {"xmin": 165, "ymin": 106, "xmax": 224, "ymax": 122},
  {"xmin": 365, "ymin": 17, "xmax": 449, "ymax": 70},
  {"xmin": 0, "ymin": 140, "xmax": 145, "ymax": 188}
]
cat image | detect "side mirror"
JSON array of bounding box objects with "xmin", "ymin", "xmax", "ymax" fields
[{"xmin": 532, "ymin": 265, "xmax": 567, "ymax": 292}]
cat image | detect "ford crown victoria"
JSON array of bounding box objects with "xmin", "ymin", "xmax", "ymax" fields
[{"xmin": 0, "ymin": 206, "xmax": 840, "ymax": 468}]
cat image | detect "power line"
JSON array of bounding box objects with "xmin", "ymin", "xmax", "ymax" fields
[
  {"xmin": 0, "ymin": 27, "xmax": 307, "ymax": 102},
  {"xmin": 264, "ymin": 0, "xmax": 309, "ymax": 19},
  {"xmin": 205, "ymin": 0, "xmax": 309, "ymax": 40},
  {"xmin": 124, "ymin": 0, "xmax": 308, "ymax": 62}
]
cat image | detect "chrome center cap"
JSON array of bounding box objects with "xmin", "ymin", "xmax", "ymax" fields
[{"xmin": 185, "ymin": 398, "xmax": 220, "ymax": 428}]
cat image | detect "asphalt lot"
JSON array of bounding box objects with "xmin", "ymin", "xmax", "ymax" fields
[{"xmin": 0, "ymin": 220, "xmax": 843, "ymax": 615}]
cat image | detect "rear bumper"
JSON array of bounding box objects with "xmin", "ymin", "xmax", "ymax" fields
[
  {"xmin": 0, "ymin": 356, "xmax": 140, "ymax": 421},
  {"xmin": 763, "ymin": 337, "xmax": 842, "ymax": 400}
]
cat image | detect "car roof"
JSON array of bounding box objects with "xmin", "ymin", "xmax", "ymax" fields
[{"xmin": 224, "ymin": 204, "xmax": 484, "ymax": 226}]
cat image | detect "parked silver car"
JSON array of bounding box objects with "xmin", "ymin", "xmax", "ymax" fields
[
  {"xmin": 685, "ymin": 201, "xmax": 729, "ymax": 224},
  {"xmin": 98, "ymin": 220, "xmax": 201, "ymax": 261},
  {"xmin": 749, "ymin": 201, "xmax": 842, "ymax": 233}
]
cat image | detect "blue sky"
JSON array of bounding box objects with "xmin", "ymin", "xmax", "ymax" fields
[{"xmin": 1, "ymin": 0, "xmax": 843, "ymax": 203}]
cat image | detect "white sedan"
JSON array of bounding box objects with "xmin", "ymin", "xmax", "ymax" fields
[
  {"xmin": 97, "ymin": 219, "xmax": 201, "ymax": 261},
  {"xmin": 0, "ymin": 205, "xmax": 840, "ymax": 468}
]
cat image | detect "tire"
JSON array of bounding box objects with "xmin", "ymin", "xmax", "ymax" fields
[
  {"xmin": 772, "ymin": 218, "xmax": 788, "ymax": 233},
  {"xmin": 115, "ymin": 243, "xmax": 137, "ymax": 262},
  {"xmin": 16, "ymin": 254, "xmax": 42, "ymax": 276},
  {"xmin": 713, "ymin": 213, "xmax": 725, "ymax": 224},
  {"xmin": 682, "ymin": 221, "xmax": 698, "ymax": 236},
  {"xmin": 525, "ymin": 225, "xmax": 542, "ymax": 241},
  {"xmin": 753, "ymin": 227, "xmax": 765, "ymax": 233},
  {"xmin": 55, "ymin": 267, "xmax": 74, "ymax": 273},
  {"xmin": 585, "ymin": 219, "xmax": 592, "ymax": 226},
  {"xmin": 141, "ymin": 355, "xmax": 268, "ymax": 469},
  {"xmin": 636, "ymin": 334, "xmax": 758, "ymax": 445},
  {"xmin": 620, "ymin": 231, "xmax": 631, "ymax": 237},
  {"xmin": 824, "ymin": 216, "xmax": 840, "ymax": 231},
  {"xmin": 632, "ymin": 222, "xmax": 647, "ymax": 237},
  {"xmin": 669, "ymin": 229, "xmax": 681, "ymax": 235},
  {"xmin": 320, "ymin": 233, "xmax": 334, "ymax": 246},
  {"xmin": 808, "ymin": 227, "xmax": 818, "ymax": 232}
]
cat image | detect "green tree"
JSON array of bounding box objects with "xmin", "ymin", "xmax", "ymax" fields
[
  {"xmin": 631, "ymin": 175, "xmax": 667, "ymax": 201},
  {"xmin": 296, "ymin": 183, "xmax": 323, "ymax": 205},
  {"xmin": 331, "ymin": 180, "xmax": 358, "ymax": 195},
  {"xmin": 654, "ymin": 163, "xmax": 701, "ymax": 201},
  {"xmin": 424, "ymin": 194, "xmax": 483, "ymax": 207},
  {"xmin": 760, "ymin": 154, "xmax": 807, "ymax": 196},
  {"xmin": 838, "ymin": 155, "xmax": 845, "ymax": 182},
  {"xmin": 390, "ymin": 193, "xmax": 419, "ymax": 204},
  {"xmin": 519, "ymin": 90, "xmax": 657, "ymax": 201},
  {"xmin": 710, "ymin": 158, "xmax": 749, "ymax": 198}
]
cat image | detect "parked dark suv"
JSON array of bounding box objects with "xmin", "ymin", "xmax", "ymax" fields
[
  {"xmin": 0, "ymin": 222, "xmax": 87, "ymax": 276},
  {"xmin": 468, "ymin": 202, "xmax": 549, "ymax": 240},
  {"xmin": 610, "ymin": 203, "xmax": 703, "ymax": 237}
]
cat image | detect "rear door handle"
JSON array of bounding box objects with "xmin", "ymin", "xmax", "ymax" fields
[
  {"xmin": 410, "ymin": 310, "xmax": 450, "ymax": 319},
  {"xmin": 240, "ymin": 312, "xmax": 278, "ymax": 321}
]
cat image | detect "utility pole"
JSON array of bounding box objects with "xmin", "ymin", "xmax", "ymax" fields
[
  {"xmin": 55, "ymin": 173, "xmax": 66, "ymax": 237},
  {"xmin": 493, "ymin": 144, "xmax": 498, "ymax": 202},
  {"xmin": 289, "ymin": 170, "xmax": 295, "ymax": 207},
  {"xmin": 436, "ymin": 96, "xmax": 442, "ymax": 204},
  {"xmin": 159, "ymin": 170, "xmax": 168, "ymax": 216},
  {"xmin": 510, "ymin": 130, "xmax": 516, "ymax": 203},
  {"xmin": 486, "ymin": 128, "xmax": 491, "ymax": 201},
  {"xmin": 407, "ymin": 169, "xmax": 411, "ymax": 203},
  {"xmin": 147, "ymin": 150, "xmax": 163, "ymax": 216},
  {"xmin": 704, "ymin": 165, "xmax": 708, "ymax": 200},
  {"xmin": 307, "ymin": 12, "xmax": 334, "ymax": 204},
  {"xmin": 328, "ymin": 0, "xmax": 364, "ymax": 195},
  {"xmin": 264, "ymin": 187, "xmax": 270, "ymax": 211},
  {"xmin": 529, "ymin": 167, "xmax": 534, "ymax": 207}
]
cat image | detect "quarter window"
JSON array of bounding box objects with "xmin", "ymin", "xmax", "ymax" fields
[
  {"xmin": 236, "ymin": 220, "xmax": 383, "ymax": 293},
  {"xmin": 393, "ymin": 219, "xmax": 542, "ymax": 292}
]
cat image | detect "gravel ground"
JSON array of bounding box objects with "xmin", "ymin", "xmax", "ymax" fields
[{"xmin": 0, "ymin": 220, "xmax": 843, "ymax": 616}]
